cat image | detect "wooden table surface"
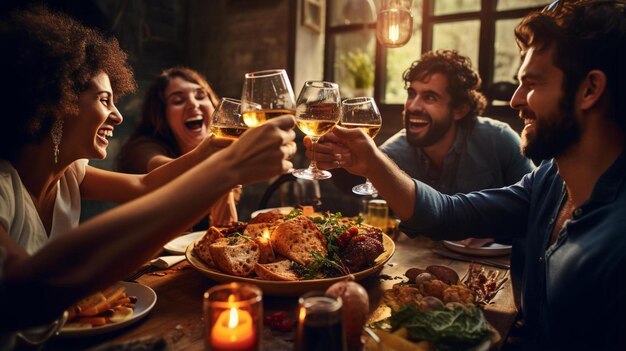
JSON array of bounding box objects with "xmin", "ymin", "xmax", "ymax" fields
[{"xmin": 42, "ymin": 235, "xmax": 517, "ymax": 351}]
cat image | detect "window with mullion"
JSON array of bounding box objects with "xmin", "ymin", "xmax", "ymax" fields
[{"xmin": 323, "ymin": 0, "xmax": 548, "ymax": 106}]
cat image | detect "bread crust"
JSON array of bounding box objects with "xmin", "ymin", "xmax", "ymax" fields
[
  {"xmin": 254, "ymin": 260, "xmax": 298, "ymax": 281},
  {"xmin": 271, "ymin": 215, "xmax": 327, "ymax": 265}
]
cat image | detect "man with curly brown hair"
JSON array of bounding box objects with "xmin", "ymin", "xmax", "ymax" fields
[{"xmin": 380, "ymin": 50, "xmax": 534, "ymax": 195}]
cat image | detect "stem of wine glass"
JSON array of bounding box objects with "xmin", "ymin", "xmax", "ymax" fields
[
  {"xmin": 309, "ymin": 136, "xmax": 321, "ymax": 173},
  {"xmin": 365, "ymin": 179, "xmax": 378, "ymax": 197}
]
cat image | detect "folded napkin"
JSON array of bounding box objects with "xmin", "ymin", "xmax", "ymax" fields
[{"xmin": 150, "ymin": 255, "xmax": 185, "ymax": 269}]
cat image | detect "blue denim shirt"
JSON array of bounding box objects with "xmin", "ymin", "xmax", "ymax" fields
[
  {"xmin": 380, "ymin": 117, "xmax": 534, "ymax": 195},
  {"xmin": 401, "ymin": 153, "xmax": 626, "ymax": 350}
]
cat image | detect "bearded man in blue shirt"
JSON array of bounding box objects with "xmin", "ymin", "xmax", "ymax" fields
[{"xmin": 306, "ymin": 1, "xmax": 626, "ymax": 349}]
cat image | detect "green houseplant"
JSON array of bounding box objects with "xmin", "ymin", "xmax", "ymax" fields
[{"xmin": 339, "ymin": 50, "xmax": 374, "ymax": 94}]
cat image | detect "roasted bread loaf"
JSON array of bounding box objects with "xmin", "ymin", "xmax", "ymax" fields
[
  {"xmin": 271, "ymin": 215, "xmax": 327, "ymax": 265},
  {"xmin": 254, "ymin": 260, "xmax": 298, "ymax": 281},
  {"xmin": 209, "ymin": 237, "xmax": 260, "ymax": 277},
  {"xmin": 193, "ymin": 227, "xmax": 224, "ymax": 266}
]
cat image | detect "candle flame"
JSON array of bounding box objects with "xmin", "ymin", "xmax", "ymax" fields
[{"xmin": 228, "ymin": 307, "xmax": 239, "ymax": 328}]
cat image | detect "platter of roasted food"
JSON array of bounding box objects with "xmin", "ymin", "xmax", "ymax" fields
[
  {"xmin": 185, "ymin": 209, "xmax": 395, "ymax": 296},
  {"xmin": 366, "ymin": 264, "xmax": 507, "ymax": 351},
  {"xmin": 58, "ymin": 281, "xmax": 156, "ymax": 337}
]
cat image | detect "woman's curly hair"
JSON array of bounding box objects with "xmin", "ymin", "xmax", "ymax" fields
[
  {"xmin": 0, "ymin": 6, "xmax": 136, "ymax": 162},
  {"xmin": 402, "ymin": 50, "xmax": 487, "ymax": 127}
]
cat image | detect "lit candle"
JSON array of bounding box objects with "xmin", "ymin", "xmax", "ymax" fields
[
  {"xmin": 210, "ymin": 297, "xmax": 256, "ymax": 351},
  {"xmin": 255, "ymin": 229, "xmax": 275, "ymax": 263}
]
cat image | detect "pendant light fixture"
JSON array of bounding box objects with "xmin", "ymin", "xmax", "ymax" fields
[{"xmin": 376, "ymin": 0, "xmax": 413, "ymax": 48}]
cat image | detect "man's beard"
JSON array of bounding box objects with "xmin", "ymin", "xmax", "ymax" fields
[
  {"xmin": 404, "ymin": 111, "xmax": 454, "ymax": 147},
  {"xmin": 521, "ymin": 97, "xmax": 581, "ymax": 161}
]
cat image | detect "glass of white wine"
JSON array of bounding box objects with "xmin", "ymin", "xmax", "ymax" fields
[
  {"xmin": 210, "ymin": 97, "xmax": 248, "ymax": 140},
  {"xmin": 292, "ymin": 81, "xmax": 341, "ymax": 180},
  {"xmin": 240, "ymin": 69, "xmax": 296, "ymax": 127},
  {"xmin": 341, "ymin": 97, "xmax": 382, "ymax": 196}
]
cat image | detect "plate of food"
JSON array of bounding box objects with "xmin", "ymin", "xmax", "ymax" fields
[
  {"xmin": 367, "ymin": 264, "xmax": 505, "ymax": 351},
  {"xmin": 185, "ymin": 209, "xmax": 395, "ymax": 296},
  {"xmin": 443, "ymin": 240, "xmax": 512, "ymax": 257},
  {"xmin": 164, "ymin": 231, "xmax": 205, "ymax": 255},
  {"xmin": 58, "ymin": 281, "xmax": 157, "ymax": 337}
]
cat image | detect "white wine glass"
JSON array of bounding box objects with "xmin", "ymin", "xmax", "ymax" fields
[
  {"xmin": 292, "ymin": 81, "xmax": 341, "ymax": 180},
  {"xmin": 210, "ymin": 97, "xmax": 248, "ymax": 139},
  {"xmin": 341, "ymin": 97, "xmax": 382, "ymax": 196},
  {"xmin": 240, "ymin": 69, "xmax": 296, "ymax": 128}
]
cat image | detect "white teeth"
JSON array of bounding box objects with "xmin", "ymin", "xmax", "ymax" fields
[
  {"xmin": 98, "ymin": 129, "xmax": 113, "ymax": 138},
  {"xmin": 185, "ymin": 116, "xmax": 203, "ymax": 123}
]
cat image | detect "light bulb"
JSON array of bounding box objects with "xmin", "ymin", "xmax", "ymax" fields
[{"xmin": 376, "ymin": 0, "xmax": 413, "ymax": 48}]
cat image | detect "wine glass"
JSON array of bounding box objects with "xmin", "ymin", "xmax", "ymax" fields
[
  {"xmin": 292, "ymin": 81, "xmax": 341, "ymax": 180},
  {"xmin": 340, "ymin": 97, "xmax": 382, "ymax": 196},
  {"xmin": 240, "ymin": 69, "xmax": 296, "ymax": 128},
  {"xmin": 210, "ymin": 97, "xmax": 248, "ymax": 139}
]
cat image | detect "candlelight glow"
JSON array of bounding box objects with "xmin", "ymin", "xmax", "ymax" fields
[
  {"xmin": 228, "ymin": 307, "xmax": 239, "ymax": 328},
  {"xmin": 262, "ymin": 228, "xmax": 270, "ymax": 240}
]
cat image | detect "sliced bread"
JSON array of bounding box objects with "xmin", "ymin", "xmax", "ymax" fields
[
  {"xmin": 254, "ymin": 260, "xmax": 299, "ymax": 281},
  {"xmin": 209, "ymin": 237, "xmax": 260, "ymax": 277},
  {"xmin": 193, "ymin": 227, "xmax": 224, "ymax": 266},
  {"xmin": 271, "ymin": 215, "xmax": 327, "ymax": 265}
]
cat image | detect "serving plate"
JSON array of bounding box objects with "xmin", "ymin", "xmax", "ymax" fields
[
  {"xmin": 163, "ymin": 231, "xmax": 204, "ymax": 255},
  {"xmin": 443, "ymin": 240, "xmax": 512, "ymax": 257},
  {"xmin": 249, "ymin": 206, "xmax": 294, "ymax": 219},
  {"xmin": 185, "ymin": 234, "xmax": 395, "ymax": 296},
  {"xmin": 57, "ymin": 281, "xmax": 157, "ymax": 337}
]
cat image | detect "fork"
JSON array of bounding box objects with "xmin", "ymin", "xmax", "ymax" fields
[{"xmin": 123, "ymin": 265, "xmax": 154, "ymax": 282}]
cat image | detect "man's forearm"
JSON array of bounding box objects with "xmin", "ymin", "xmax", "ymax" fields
[{"xmin": 365, "ymin": 148, "xmax": 416, "ymax": 220}]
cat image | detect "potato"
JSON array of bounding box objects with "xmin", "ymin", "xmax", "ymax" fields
[{"xmin": 426, "ymin": 265, "xmax": 460, "ymax": 285}]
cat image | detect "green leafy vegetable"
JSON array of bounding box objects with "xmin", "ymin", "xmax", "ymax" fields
[{"xmin": 381, "ymin": 304, "xmax": 491, "ymax": 351}]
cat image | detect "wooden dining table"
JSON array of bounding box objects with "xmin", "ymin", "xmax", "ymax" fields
[{"xmin": 42, "ymin": 234, "xmax": 517, "ymax": 351}]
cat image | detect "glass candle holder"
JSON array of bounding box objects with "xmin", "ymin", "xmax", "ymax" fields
[{"xmin": 204, "ymin": 283, "xmax": 263, "ymax": 351}]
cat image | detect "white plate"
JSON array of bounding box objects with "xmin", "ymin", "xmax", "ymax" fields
[
  {"xmin": 57, "ymin": 281, "xmax": 157, "ymax": 337},
  {"xmin": 163, "ymin": 231, "xmax": 204, "ymax": 255},
  {"xmin": 443, "ymin": 240, "xmax": 512, "ymax": 257},
  {"xmin": 249, "ymin": 206, "xmax": 294, "ymax": 219}
]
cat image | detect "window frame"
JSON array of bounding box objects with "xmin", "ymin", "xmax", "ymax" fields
[{"xmin": 323, "ymin": 0, "xmax": 545, "ymax": 106}]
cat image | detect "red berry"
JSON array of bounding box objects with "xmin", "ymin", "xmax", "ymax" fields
[
  {"xmin": 348, "ymin": 226, "xmax": 359, "ymax": 235},
  {"xmin": 264, "ymin": 311, "xmax": 287, "ymax": 325},
  {"xmin": 274, "ymin": 318, "xmax": 295, "ymax": 331}
]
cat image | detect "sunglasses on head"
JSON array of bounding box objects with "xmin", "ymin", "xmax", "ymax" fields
[{"xmin": 542, "ymin": 0, "xmax": 626, "ymax": 14}]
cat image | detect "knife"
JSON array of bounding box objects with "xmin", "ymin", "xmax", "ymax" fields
[{"xmin": 432, "ymin": 247, "xmax": 510, "ymax": 270}]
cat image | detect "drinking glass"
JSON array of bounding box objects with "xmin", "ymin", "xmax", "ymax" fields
[
  {"xmin": 240, "ymin": 69, "xmax": 296, "ymax": 128},
  {"xmin": 295, "ymin": 291, "xmax": 347, "ymax": 351},
  {"xmin": 292, "ymin": 81, "xmax": 341, "ymax": 180},
  {"xmin": 211, "ymin": 97, "xmax": 248, "ymax": 139},
  {"xmin": 340, "ymin": 97, "xmax": 382, "ymax": 196}
]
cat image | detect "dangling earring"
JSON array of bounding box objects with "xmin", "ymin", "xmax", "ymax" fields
[{"xmin": 51, "ymin": 119, "xmax": 64, "ymax": 164}]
